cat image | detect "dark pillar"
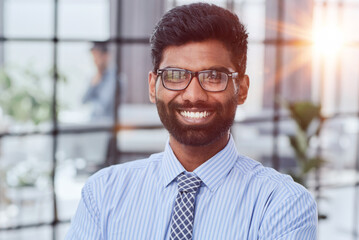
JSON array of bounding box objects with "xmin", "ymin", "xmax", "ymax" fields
[
  {"xmin": 263, "ymin": 0, "xmax": 314, "ymax": 107},
  {"xmin": 0, "ymin": 0, "xmax": 4, "ymax": 67}
]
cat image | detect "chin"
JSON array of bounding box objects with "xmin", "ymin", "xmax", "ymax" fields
[{"xmin": 172, "ymin": 129, "xmax": 230, "ymax": 147}]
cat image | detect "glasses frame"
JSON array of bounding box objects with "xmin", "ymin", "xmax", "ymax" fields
[{"xmin": 156, "ymin": 68, "xmax": 239, "ymax": 92}]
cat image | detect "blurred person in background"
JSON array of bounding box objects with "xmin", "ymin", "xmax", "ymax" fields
[
  {"xmin": 67, "ymin": 3, "xmax": 317, "ymax": 239},
  {"xmin": 82, "ymin": 41, "xmax": 117, "ymax": 121}
]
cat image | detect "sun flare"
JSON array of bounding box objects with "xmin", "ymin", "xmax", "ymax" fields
[{"xmin": 313, "ymin": 25, "xmax": 345, "ymax": 55}]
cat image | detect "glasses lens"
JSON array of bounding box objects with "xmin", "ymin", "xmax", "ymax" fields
[
  {"xmin": 162, "ymin": 69, "xmax": 190, "ymax": 90},
  {"xmin": 199, "ymin": 70, "xmax": 228, "ymax": 91}
]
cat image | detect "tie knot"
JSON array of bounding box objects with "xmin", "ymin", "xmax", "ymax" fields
[{"xmin": 177, "ymin": 173, "xmax": 202, "ymax": 193}]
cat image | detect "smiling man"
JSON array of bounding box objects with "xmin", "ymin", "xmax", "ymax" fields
[
  {"xmin": 150, "ymin": 39, "xmax": 246, "ymax": 171},
  {"xmin": 66, "ymin": 3, "xmax": 317, "ymax": 240}
]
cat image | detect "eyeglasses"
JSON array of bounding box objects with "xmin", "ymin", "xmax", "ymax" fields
[{"xmin": 156, "ymin": 68, "xmax": 239, "ymax": 92}]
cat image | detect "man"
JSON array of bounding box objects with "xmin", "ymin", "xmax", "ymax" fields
[
  {"xmin": 83, "ymin": 41, "xmax": 117, "ymax": 121},
  {"xmin": 66, "ymin": 3, "xmax": 317, "ymax": 239}
]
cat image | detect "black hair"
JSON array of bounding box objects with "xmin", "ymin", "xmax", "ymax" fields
[
  {"xmin": 91, "ymin": 41, "xmax": 109, "ymax": 53},
  {"xmin": 150, "ymin": 3, "xmax": 248, "ymax": 76}
]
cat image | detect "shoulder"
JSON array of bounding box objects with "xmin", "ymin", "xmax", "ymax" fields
[
  {"xmin": 233, "ymin": 154, "xmax": 316, "ymax": 207},
  {"xmin": 233, "ymin": 155, "xmax": 317, "ymax": 237},
  {"xmin": 82, "ymin": 152, "xmax": 164, "ymax": 201},
  {"xmin": 90, "ymin": 152, "xmax": 163, "ymax": 181}
]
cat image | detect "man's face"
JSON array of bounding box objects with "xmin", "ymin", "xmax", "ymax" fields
[
  {"xmin": 149, "ymin": 39, "xmax": 249, "ymax": 146},
  {"xmin": 91, "ymin": 49, "xmax": 109, "ymax": 71}
]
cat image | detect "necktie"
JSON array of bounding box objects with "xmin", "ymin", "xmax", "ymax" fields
[{"xmin": 170, "ymin": 172, "xmax": 202, "ymax": 240}]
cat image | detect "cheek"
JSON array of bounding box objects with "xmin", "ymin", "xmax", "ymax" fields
[
  {"xmin": 153, "ymin": 80, "xmax": 162, "ymax": 102},
  {"xmin": 155, "ymin": 84, "xmax": 179, "ymax": 103},
  {"xmin": 227, "ymin": 80, "xmax": 239, "ymax": 94},
  {"xmin": 225, "ymin": 82, "xmax": 240, "ymax": 103},
  {"xmin": 233, "ymin": 82, "xmax": 240, "ymax": 95}
]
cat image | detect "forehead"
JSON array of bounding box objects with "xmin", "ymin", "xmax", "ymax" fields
[{"xmin": 159, "ymin": 39, "xmax": 235, "ymax": 71}]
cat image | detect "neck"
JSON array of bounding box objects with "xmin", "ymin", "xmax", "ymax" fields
[{"xmin": 169, "ymin": 133, "xmax": 230, "ymax": 172}]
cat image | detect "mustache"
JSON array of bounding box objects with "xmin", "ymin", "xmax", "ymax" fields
[{"xmin": 169, "ymin": 100, "xmax": 220, "ymax": 110}]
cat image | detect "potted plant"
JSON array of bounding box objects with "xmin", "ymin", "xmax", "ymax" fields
[{"xmin": 283, "ymin": 100, "xmax": 327, "ymax": 220}]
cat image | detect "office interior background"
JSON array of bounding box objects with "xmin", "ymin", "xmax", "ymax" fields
[{"xmin": 0, "ymin": 0, "xmax": 358, "ymax": 239}]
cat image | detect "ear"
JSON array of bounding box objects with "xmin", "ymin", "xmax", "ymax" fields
[
  {"xmin": 237, "ymin": 75, "xmax": 249, "ymax": 105},
  {"xmin": 148, "ymin": 71, "xmax": 157, "ymax": 103}
]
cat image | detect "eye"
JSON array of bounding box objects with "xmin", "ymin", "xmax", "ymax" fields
[
  {"xmin": 204, "ymin": 71, "xmax": 224, "ymax": 83},
  {"xmin": 164, "ymin": 70, "xmax": 187, "ymax": 83},
  {"xmin": 211, "ymin": 71, "xmax": 221, "ymax": 79}
]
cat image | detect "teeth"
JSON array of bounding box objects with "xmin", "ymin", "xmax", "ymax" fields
[{"xmin": 180, "ymin": 111, "xmax": 210, "ymax": 119}]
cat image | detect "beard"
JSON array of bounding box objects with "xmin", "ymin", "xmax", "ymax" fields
[{"xmin": 156, "ymin": 96, "xmax": 238, "ymax": 146}]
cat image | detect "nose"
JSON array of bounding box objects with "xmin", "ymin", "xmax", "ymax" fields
[{"xmin": 181, "ymin": 76, "xmax": 208, "ymax": 102}]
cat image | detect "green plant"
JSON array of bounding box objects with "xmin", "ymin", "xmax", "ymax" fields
[
  {"xmin": 0, "ymin": 67, "xmax": 65, "ymax": 125},
  {"xmin": 284, "ymin": 101, "xmax": 327, "ymax": 186},
  {"xmin": 5, "ymin": 159, "xmax": 51, "ymax": 188},
  {"xmin": 0, "ymin": 168, "xmax": 11, "ymax": 206}
]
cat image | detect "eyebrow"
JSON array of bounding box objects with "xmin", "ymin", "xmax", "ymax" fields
[
  {"xmin": 162, "ymin": 66, "xmax": 232, "ymax": 73},
  {"xmin": 207, "ymin": 66, "xmax": 232, "ymax": 73}
]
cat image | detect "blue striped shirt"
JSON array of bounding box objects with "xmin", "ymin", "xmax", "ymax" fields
[{"xmin": 66, "ymin": 136, "xmax": 317, "ymax": 239}]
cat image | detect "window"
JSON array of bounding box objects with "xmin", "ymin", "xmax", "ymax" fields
[{"xmin": 0, "ymin": 1, "xmax": 358, "ymax": 239}]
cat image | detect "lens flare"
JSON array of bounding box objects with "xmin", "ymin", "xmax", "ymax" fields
[{"xmin": 313, "ymin": 25, "xmax": 345, "ymax": 55}]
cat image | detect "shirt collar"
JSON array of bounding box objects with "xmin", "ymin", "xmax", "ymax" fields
[
  {"xmin": 160, "ymin": 135, "xmax": 239, "ymax": 191},
  {"xmin": 193, "ymin": 135, "xmax": 238, "ymax": 191},
  {"xmin": 160, "ymin": 140, "xmax": 186, "ymax": 188}
]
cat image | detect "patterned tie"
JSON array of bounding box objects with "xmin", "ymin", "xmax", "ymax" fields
[{"xmin": 170, "ymin": 172, "xmax": 202, "ymax": 240}]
